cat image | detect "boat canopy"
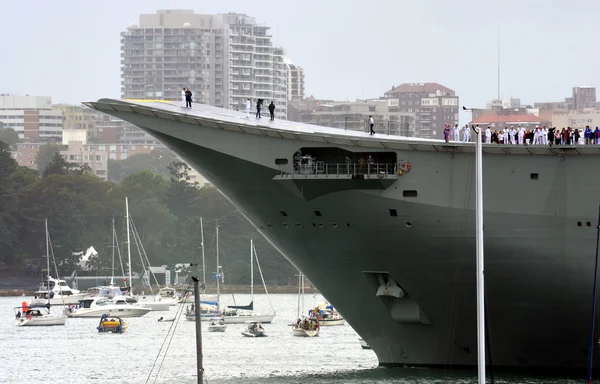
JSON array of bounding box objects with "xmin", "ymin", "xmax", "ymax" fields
[{"xmin": 227, "ymin": 301, "xmax": 253, "ymax": 311}]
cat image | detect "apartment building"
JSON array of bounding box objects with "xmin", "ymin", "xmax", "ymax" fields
[
  {"xmin": 13, "ymin": 142, "xmax": 45, "ymax": 169},
  {"xmin": 60, "ymin": 141, "xmax": 155, "ymax": 180},
  {"xmin": 120, "ymin": 10, "xmax": 291, "ymax": 120},
  {"xmin": 383, "ymin": 83, "xmax": 459, "ymax": 139},
  {"xmin": 288, "ymin": 97, "xmax": 416, "ymax": 136},
  {"xmin": 0, "ymin": 95, "xmax": 62, "ymax": 142},
  {"xmin": 283, "ymin": 56, "xmax": 305, "ymax": 100}
]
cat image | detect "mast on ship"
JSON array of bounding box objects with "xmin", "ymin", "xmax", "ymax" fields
[
  {"xmin": 126, "ymin": 197, "xmax": 133, "ymax": 292},
  {"xmin": 216, "ymin": 221, "xmax": 220, "ymax": 311},
  {"xmin": 200, "ymin": 217, "xmax": 206, "ymax": 286},
  {"xmin": 110, "ymin": 217, "xmax": 115, "ymax": 286},
  {"xmin": 250, "ymin": 239, "xmax": 254, "ymax": 304},
  {"xmin": 475, "ymin": 118, "xmax": 486, "ymax": 384},
  {"xmin": 44, "ymin": 218, "xmax": 50, "ymax": 282}
]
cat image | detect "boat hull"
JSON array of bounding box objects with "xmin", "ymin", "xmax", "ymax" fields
[
  {"xmin": 67, "ymin": 306, "xmax": 151, "ymax": 318},
  {"xmin": 241, "ymin": 330, "xmax": 266, "ymax": 337},
  {"xmin": 293, "ymin": 327, "xmax": 319, "ymax": 337},
  {"xmin": 15, "ymin": 315, "xmax": 66, "ymax": 326},
  {"xmin": 139, "ymin": 302, "xmax": 171, "ymax": 311},
  {"xmin": 86, "ymin": 99, "xmax": 600, "ymax": 374},
  {"xmin": 31, "ymin": 293, "xmax": 88, "ymax": 306},
  {"xmin": 208, "ymin": 325, "xmax": 227, "ymax": 332},
  {"xmin": 319, "ymin": 318, "xmax": 345, "ymax": 326},
  {"xmin": 222, "ymin": 314, "xmax": 276, "ymax": 324}
]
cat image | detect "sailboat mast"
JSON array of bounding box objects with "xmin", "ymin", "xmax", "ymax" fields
[
  {"xmin": 216, "ymin": 221, "xmax": 220, "ymax": 310},
  {"xmin": 301, "ymin": 272, "xmax": 305, "ymax": 315},
  {"xmin": 111, "ymin": 217, "xmax": 115, "ymax": 285},
  {"xmin": 200, "ymin": 217, "xmax": 206, "ymax": 285},
  {"xmin": 296, "ymin": 271, "xmax": 301, "ymax": 319},
  {"xmin": 45, "ymin": 218, "xmax": 50, "ymax": 279},
  {"xmin": 250, "ymin": 239, "xmax": 254, "ymax": 302},
  {"xmin": 475, "ymin": 125, "xmax": 486, "ymax": 383},
  {"xmin": 126, "ymin": 197, "xmax": 132, "ymax": 291}
]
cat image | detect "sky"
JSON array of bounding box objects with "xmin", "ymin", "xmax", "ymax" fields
[{"xmin": 0, "ymin": 0, "xmax": 598, "ymax": 123}]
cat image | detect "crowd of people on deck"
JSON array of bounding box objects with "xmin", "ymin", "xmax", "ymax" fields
[
  {"xmin": 295, "ymin": 317, "xmax": 319, "ymax": 331},
  {"xmin": 443, "ymin": 123, "xmax": 600, "ymax": 145}
]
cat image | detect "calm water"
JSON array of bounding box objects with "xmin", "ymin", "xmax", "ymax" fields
[{"xmin": 0, "ymin": 294, "xmax": 579, "ymax": 383}]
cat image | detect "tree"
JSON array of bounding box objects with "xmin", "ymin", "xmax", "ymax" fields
[
  {"xmin": 0, "ymin": 128, "xmax": 19, "ymax": 147},
  {"xmin": 108, "ymin": 149, "xmax": 178, "ymax": 182},
  {"xmin": 36, "ymin": 143, "xmax": 63, "ymax": 175},
  {"xmin": 0, "ymin": 142, "xmax": 20, "ymax": 264},
  {"xmin": 43, "ymin": 153, "xmax": 70, "ymax": 178},
  {"xmin": 10, "ymin": 166, "xmax": 39, "ymax": 191}
]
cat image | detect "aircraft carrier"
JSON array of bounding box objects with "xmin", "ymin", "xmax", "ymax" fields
[{"xmin": 85, "ymin": 98, "xmax": 600, "ymax": 374}]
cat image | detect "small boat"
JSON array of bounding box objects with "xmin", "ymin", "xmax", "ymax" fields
[
  {"xmin": 158, "ymin": 316, "xmax": 176, "ymax": 322},
  {"xmin": 66, "ymin": 297, "xmax": 151, "ymax": 318},
  {"xmin": 97, "ymin": 314, "xmax": 128, "ymax": 333},
  {"xmin": 292, "ymin": 317, "xmax": 320, "ymax": 337},
  {"xmin": 359, "ymin": 338, "xmax": 371, "ymax": 349},
  {"xmin": 184, "ymin": 302, "xmax": 221, "ymax": 322},
  {"xmin": 208, "ymin": 317, "xmax": 227, "ymax": 332},
  {"xmin": 14, "ymin": 304, "xmax": 66, "ymax": 327},
  {"xmin": 241, "ymin": 320, "xmax": 266, "ymax": 337},
  {"xmin": 310, "ymin": 303, "xmax": 346, "ymax": 326}
]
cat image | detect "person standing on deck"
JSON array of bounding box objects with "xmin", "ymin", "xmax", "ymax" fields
[
  {"xmin": 369, "ymin": 116, "xmax": 375, "ymax": 135},
  {"xmin": 245, "ymin": 98, "xmax": 251, "ymax": 118},
  {"xmin": 518, "ymin": 125, "xmax": 525, "ymax": 145},
  {"xmin": 256, "ymin": 99, "xmax": 263, "ymax": 119},
  {"xmin": 502, "ymin": 128, "xmax": 509, "ymax": 145},
  {"xmin": 185, "ymin": 88, "xmax": 192, "ymax": 108},
  {"xmin": 443, "ymin": 124, "xmax": 450, "ymax": 142},
  {"xmin": 463, "ymin": 124, "xmax": 471, "ymax": 142},
  {"xmin": 181, "ymin": 88, "xmax": 186, "ymax": 108},
  {"xmin": 268, "ymin": 101, "xmax": 276, "ymax": 121},
  {"xmin": 453, "ymin": 124, "xmax": 460, "ymax": 142},
  {"xmin": 484, "ymin": 125, "xmax": 492, "ymax": 144}
]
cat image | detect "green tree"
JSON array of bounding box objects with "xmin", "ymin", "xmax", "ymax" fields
[
  {"xmin": 0, "ymin": 142, "xmax": 20, "ymax": 265},
  {"xmin": 108, "ymin": 149, "xmax": 178, "ymax": 182},
  {"xmin": 36, "ymin": 143, "xmax": 63, "ymax": 175},
  {"xmin": 0, "ymin": 128, "xmax": 19, "ymax": 147},
  {"xmin": 10, "ymin": 166, "xmax": 39, "ymax": 191},
  {"xmin": 42, "ymin": 153, "xmax": 70, "ymax": 178}
]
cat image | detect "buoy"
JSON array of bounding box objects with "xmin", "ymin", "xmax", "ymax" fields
[{"xmin": 398, "ymin": 170, "xmax": 403, "ymax": 175}]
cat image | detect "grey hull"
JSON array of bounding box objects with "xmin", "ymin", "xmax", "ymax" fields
[{"xmin": 86, "ymin": 99, "xmax": 600, "ymax": 374}]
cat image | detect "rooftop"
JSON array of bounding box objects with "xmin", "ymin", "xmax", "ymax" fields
[
  {"xmin": 385, "ymin": 83, "xmax": 455, "ymax": 95},
  {"xmin": 471, "ymin": 114, "xmax": 543, "ymax": 124}
]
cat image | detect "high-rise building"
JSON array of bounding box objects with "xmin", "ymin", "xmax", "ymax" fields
[
  {"xmin": 572, "ymin": 86, "xmax": 596, "ymax": 110},
  {"xmin": 383, "ymin": 83, "xmax": 458, "ymax": 139},
  {"xmin": 0, "ymin": 95, "xmax": 62, "ymax": 142},
  {"xmin": 283, "ymin": 56, "xmax": 305, "ymax": 100},
  {"xmin": 120, "ymin": 10, "xmax": 290, "ymax": 120}
]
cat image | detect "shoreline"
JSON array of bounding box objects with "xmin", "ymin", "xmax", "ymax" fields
[{"xmin": 0, "ymin": 285, "xmax": 318, "ymax": 297}]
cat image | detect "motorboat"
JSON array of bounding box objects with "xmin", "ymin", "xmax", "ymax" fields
[
  {"xmin": 14, "ymin": 304, "xmax": 66, "ymax": 327},
  {"xmin": 208, "ymin": 317, "xmax": 227, "ymax": 332},
  {"xmin": 65, "ymin": 297, "xmax": 151, "ymax": 318},
  {"xmin": 241, "ymin": 321, "xmax": 266, "ymax": 337},
  {"xmin": 157, "ymin": 287, "xmax": 179, "ymax": 306},
  {"xmin": 114, "ymin": 294, "xmax": 169, "ymax": 312},
  {"xmin": 292, "ymin": 317, "xmax": 320, "ymax": 337},
  {"xmin": 31, "ymin": 278, "xmax": 88, "ymax": 306},
  {"xmin": 359, "ymin": 338, "xmax": 371, "ymax": 349},
  {"xmin": 97, "ymin": 314, "xmax": 128, "ymax": 333}
]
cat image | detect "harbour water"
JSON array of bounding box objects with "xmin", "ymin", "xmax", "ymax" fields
[{"xmin": 0, "ymin": 294, "xmax": 580, "ymax": 383}]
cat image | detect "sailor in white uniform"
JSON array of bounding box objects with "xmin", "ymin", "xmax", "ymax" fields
[
  {"xmin": 453, "ymin": 124, "xmax": 460, "ymax": 142},
  {"xmin": 245, "ymin": 98, "xmax": 251, "ymax": 118},
  {"xmin": 181, "ymin": 88, "xmax": 186, "ymax": 108},
  {"xmin": 502, "ymin": 128, "xmax": 509, "ymax": 145},
  {"xmin": 484, "ymin": 126, "xmax": 492, "ymax": 144},
  {"xmin": 518, "ymin": 126, "xmax": 525, "ymax": 145},
  {"xmin": 463, "ymin": 124, "xmax": 471, "ymax": 142},
  {"xmin": 542, "ymin": 126, "xmax": 548, "ymax": 145}
]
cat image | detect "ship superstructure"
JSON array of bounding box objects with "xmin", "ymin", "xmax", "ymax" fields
[{"xmin": 84, "ymin": 98, "xmax": 600, "ymax": 373}]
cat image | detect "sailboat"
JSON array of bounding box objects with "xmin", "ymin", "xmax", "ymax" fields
[
  {"xmin": 222, "ymin": 239, "xmax": 276, "ymax": 324},
  {"xmin": 16, "ymin": 219, "xmax": 67, "ymax": 326},
  {"xmin": 292, "ymin": 272, "xmax": 320, "ymax": 337},
  {"xmin": 31, "ymin": 219, "xmax": 87, "ymax": 306},
  {"xmin": 120, "ymin": 197, "xmax": 170, "ymax": 311}
]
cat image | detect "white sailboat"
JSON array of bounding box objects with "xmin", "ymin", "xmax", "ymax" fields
[
  {"xmin": 124, "ymin": 197, "xmax": 170, "ymax": 311},
  {"xmin": 66, "ymin": 296, "xmax": 151, "ymax": 318},
  {"xmin": 292, "ymin": 272, "xmax": 320, "ymax": 337},
  {"xmin": 222, "ymin": 239, "xmax": 276, "ymax": 324},
  {"xmin": 14, "ymin": 305, "xmax": 66, "ymax": 327},
  {"xmin": 31, "ymin": 219, "xmax": 86, "ymax": 306}
]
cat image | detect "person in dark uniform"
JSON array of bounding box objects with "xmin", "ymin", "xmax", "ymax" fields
[
  {"xmin": 256, "ymin": 99, "xmax": 263, "ymax": 119},
  {"xmin": 268, "ymin": 101, "xmax": 276, "ymax": 121}
]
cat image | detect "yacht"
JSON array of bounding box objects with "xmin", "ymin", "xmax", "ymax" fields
[
  {"xmin": 14, "ymin": 305, "xmax": 66, "ymax": 327},
  {"xmin": 66, "ymin": 297, "xmax": 151, "ymax": 318}
]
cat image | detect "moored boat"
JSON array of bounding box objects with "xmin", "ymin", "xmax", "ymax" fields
[
  {"xmin": 66, "ymin": 297, "xmax": 151, "ymax": 318},
  {"xmin": 208, "ymin": 317, "xmax": 227, "ymax": 332},
  {"xmin": 241, "ymin": 321, "xmax": 266, "ymax": 337},
  {"xmin": 97, "ymin": 314, "xmax": 128, "ymax": 333},
  {"xmin": 14, "ymin": 304, "xmax": 66, "ymax": 327},
  {"xmin": 292, "ymin": 317, "xmax": 320, "ymax": 337}
]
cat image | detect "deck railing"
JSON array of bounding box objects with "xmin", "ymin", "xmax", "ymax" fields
[{"xmin": 281, "ymin": 162, "xmax": 398, "ymax": 178}]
